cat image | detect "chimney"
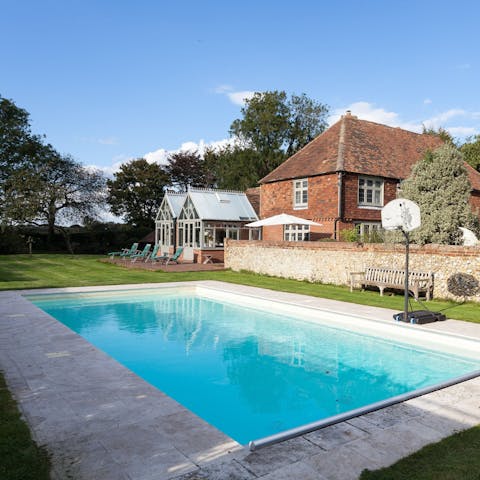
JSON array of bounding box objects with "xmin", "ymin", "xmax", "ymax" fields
[{"xmin": 343, "ymin": 110, "xmax": 357, "ymax": 119}]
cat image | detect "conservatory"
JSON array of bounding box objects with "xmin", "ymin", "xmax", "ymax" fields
[
  {"xmin": 154, "ymin": 191, "xmax": 186, "ymax": 255},
  {"xmin": 174, "ymin": 187, "xmax": 258, "ymax": 263}
]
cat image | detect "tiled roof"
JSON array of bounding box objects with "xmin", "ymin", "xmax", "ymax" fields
[
  {"xmin": 245, "ymin": 187, "xmax": 260, "ymax": 215},
  {"xmin": 260, "ymin": 113, "xmax": 445, "ymax": 183},
  {"xmin": 465, "ymin": 163, "xmax": 480, "ymax": 191}
]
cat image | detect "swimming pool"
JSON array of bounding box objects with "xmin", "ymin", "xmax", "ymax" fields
[{"xmin": 27, "ymin": 285, "xmax": 480, "ymax": 446}]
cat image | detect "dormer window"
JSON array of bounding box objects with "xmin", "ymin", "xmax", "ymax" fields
[
  {"xmin": 358, "ymin": 176, "xmax": 383, "ymax": 207},
  {"xmin": 293, "ymin": 179, "xmax": 308, "ymax": 209}
]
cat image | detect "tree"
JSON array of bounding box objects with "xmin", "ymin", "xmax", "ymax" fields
[
  {"xmin": 107, "ymin": 158, "xmax": 169, "ymax": 228},
  {"xmin": 421, "ymin": 125, "xmax": 456, "ymax": 146},
  {"xmin": 286, "ymin": 93, "xmax": 329, "ymax": 156},
  {"xmin": 0, "ymin": 95, "xmax": 38, "ymax": 170},
  {"xmin": 460, "ymin": 135, "xmax": 480, "ymax": 171},
  {"xmin": 203, "ymin": 145, "xmax": 262, "ymax": 191},
  {"xmin": 4, "ymin": 148, "xmax": 106, "ymax": 252},
  {"xmin": 400, "ymin": 144, "xmax": 478, "ymax": 244},
  {"xmin": 230, "ymin": 91, "xmax": 290, "ymax": 153},
  {"xmin": 1, "ymin": 96, "xmax": 106, "ymax": 252},
  {"xmin": 228, "ymin": 91, "xmax": 329, "ymax": 182},
  {"xmin": 164, "ymin": 150, "xmax": 213, "ymax": 190},
  {"xmin": 0, "ymin": 95, "xmax": 50, "ymax": 224}
]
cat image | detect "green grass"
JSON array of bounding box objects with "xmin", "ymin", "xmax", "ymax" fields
[
  {"xmin": 1, "ymin": 253, "xmax": 480, "ymax": 480},
  {"xmin": 360, "ymin": 426, "xmax": 480, "ymax": 480},
  {"xmin": 1, "ymin": 254, "xmax": 479, "ymax": 323},
  {"xmin": 0, "ymin": 372, "xmax": 51, "ymax": 480}
]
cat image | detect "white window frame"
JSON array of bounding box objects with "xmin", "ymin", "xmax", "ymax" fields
[
  {"xmin": 293, "ymin": 178, "xmax": 308, "ymax": 209},
  {"xmin": 284, "ymin": 224, "xmax": 310, "ymax": 241},
  {"xmin": 358, "ymin": 176, "xmax": 384, "ymax": 208}
]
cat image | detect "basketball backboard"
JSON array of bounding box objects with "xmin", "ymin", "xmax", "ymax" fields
[{"xmin": 381, "ymin": 199, "xmax": 421, "ymax": 232}]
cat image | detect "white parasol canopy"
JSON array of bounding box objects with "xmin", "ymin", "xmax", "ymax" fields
[{"xmin": 245, "ymin": 213, "xmax": 322, "ymax": 227}]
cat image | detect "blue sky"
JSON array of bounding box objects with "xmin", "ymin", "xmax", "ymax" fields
[{"xmin": 2, "ymin": 0, "xmax": 479, "ymax": 175}]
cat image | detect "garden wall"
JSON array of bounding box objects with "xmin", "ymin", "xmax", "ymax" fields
[{"xmin": 224, "ymin": 239, "xmax": 480, "ymax": 302}]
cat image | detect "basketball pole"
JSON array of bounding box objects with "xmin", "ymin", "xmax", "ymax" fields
[{"xmin": 402, "ymin": 229, "xmax": 409, "ymax": 322}]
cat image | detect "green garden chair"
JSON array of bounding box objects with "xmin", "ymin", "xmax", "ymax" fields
[
  {"xmin": 165, "ymin": 247, "xmax": 183, "ymax": 265},
  {"xmin": 145, "ymin": 244, "xmax": 162, "ymax": 263},
  {"xmin": 108, "ymin": 243, "xmax": 138, "ymax": 259},
  {"xmin": 130, "ymin": 244, "xmax": 152, "ymax": 262},
  {"xmin": 156, "ymin": 246, "xmax": 184, "ymax": 265}
]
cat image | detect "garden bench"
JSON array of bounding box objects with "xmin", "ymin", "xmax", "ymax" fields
[{"xmin": 350, "ymin": 267, "xmax": 434, "ymax": 300}]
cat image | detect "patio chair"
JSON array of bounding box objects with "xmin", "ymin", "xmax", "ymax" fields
[
  {"xmin": 165, "ymin": 246, "xmax": 184, "ymax": 265},
  {"xmin": 108, "ymin": 243, "xmax": 138, "ymax": 259},
  {"xmin": 153, "ymin": 246, "xmax": 184, "ymax": 265},
  {"xmin": 130, "ymin": 244, "xmax": 152, "ymax": 262},
  {"xmin": 151, "ymin": 252, "xmax": 169, "ymax": 264},
  {"xmin": 145, "ymin": 244, "xmax": 162, "ymax": 263}
]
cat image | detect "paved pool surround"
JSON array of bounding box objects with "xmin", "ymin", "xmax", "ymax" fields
[{"xmin": 1, "ymin": 281, "xmax": 480, "ymax": 480}]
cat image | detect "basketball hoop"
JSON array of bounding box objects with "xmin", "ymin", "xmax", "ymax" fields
[{"xmin": 381, "ymin": 199, "xmax": 421, "ymax": 322}]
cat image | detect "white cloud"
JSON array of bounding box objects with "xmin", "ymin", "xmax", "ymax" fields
[
  {"xmin": 423, "ymin": 98, "xmax": 432, "ymax": 105},
  {"xmin": 330, "ymin": 101, "xmax": 479, "ymax": 138},
  {"xmin": 448, "ymin": 126, "xmax": 477, "ymax": 137},
  {"xmin": 86, "ymin": 155, "xmax": 130, "ymax": 178},
  {"xmin": 422, "ymin": 109, "xmax": 467, "ymax": 129},
  {"xmin": 88, "ymin": 138, "xmax": 238, "ymax": 179},
  {"xmin": 96, "ymin": 208, "xmax": 124, "ymax": 224},
  {"xmin": 214, "ymin": 84, "xmax": 256, "ymax": 106},
  {"xmin": 227, "ymin": 90, "xmax": 256, "ymax": 106},
  {"xmin": 144, "ymin": 138, "xmax": 236, "ymax": 166},
  {"xmin": 329, "ymin": 102, "xmax": 403, "ymax": 127},
  {"xmin": 144, "ymin": 148, "xmax": 169, "ymax": 165}
]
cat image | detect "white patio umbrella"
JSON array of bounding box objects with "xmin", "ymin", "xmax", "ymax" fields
[{"xmin": 245, "ymin": 213, "xmax": 322, "ymax": 227}]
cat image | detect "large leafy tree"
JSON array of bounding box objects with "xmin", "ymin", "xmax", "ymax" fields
[
  {"xmin": 107, "ymin": 158, "xmax": 169, "ymax": 228},
  {"xmin": 286, "ymin": 93, "xmax": 330, "ymax": 156},
  {"xmin": 228, "ymin": 91, "xmax": 329, "ymax": 182},
  {"xmin": 460, "ymin": 134, "xmax": 480, "ymax": 171},
  {"xmin": 0, "ymin": 96, "xmax": 48, "ymax": 223},
  {"xmin": 400, "ymin": 144, "xmax": 478, "ymax": 244},
  {"xmin": 0, "ymin": 95, "xmax": 44, "ymax": 172},
  {"xmin": 4, "ymin": 147, "xmax": 106, "ymax": 252},
  {"xmin": 164, "ymin": 150, "xmax": 213, "ymax": 190},
  {"xmin": 203, "ymin": 145, "xmax": 262, "ymax": 191},
  {"xmin": 1, "ymin": 96, "xmax": 107, "ymax": 252},
  {"xmin": 230, "ymin": 91, "xmax": 290, "ymax": 155}
]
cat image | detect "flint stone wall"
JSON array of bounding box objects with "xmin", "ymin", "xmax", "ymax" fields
[{"xmin": 224, "ymin": 240, "xmax": 480, "ymax": 302}]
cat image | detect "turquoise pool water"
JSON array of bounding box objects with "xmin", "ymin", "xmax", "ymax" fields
[{"xmin": 29, "ymin": 288, "xmax": 480, "ymax": 445}]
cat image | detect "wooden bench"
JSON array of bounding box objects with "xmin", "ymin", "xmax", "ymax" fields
[{"xmin": 350, "ymin": 267, "xmax": 434, "ymax": 300}]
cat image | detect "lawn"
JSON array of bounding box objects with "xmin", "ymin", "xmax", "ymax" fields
[
  {"xmin": 0, "ymin": 254, "xmax": 479, "ymax": 323},
  {"xmin": 1, "ymin": 253, "xmax": 480, "ymax": 480},
  {"xmin": 0, "ymin": 372, "xmax": 51, "ymax": 480},
  {"xmin": 360, "ymin": 426, "xmax": 480, "ymax": 480}
]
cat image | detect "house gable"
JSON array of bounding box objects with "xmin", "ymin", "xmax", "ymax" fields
[
  {"xmin": 260, "ymin": 112, "xmax": 444, "ymax": 184},
  {"xmin": 155, "ymin": 191, "xmax": 187, "ymax": 222}
]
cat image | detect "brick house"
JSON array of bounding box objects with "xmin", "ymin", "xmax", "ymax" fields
[{"xmin": 259, "ymin": 111, "xmax": 480, "ymax": 241}]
